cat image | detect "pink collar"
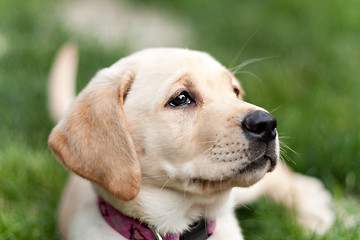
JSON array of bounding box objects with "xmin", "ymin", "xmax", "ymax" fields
[{"xmin": 98, "ymin": 197, "xmax": 216, "ymax": 240}]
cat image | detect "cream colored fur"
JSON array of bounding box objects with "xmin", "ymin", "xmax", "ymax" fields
[{"xmin": 48, "ymin": 45, "xmax": 334, "ymax": 240}]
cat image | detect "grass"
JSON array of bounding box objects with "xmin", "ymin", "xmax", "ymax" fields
[
  {"xmin": 0, "ymin": 0, "xmax": 359, "ymax": 239},
  {"xmin": 0, "ymin": 140, "xmax": 66, "ymax": 239}
]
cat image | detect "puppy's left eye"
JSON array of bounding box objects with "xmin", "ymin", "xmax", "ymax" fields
[
  {"xmin": 233, "ymin": 87, "xmax": 242, "ymax": 98},
  {"xmin": 168, "ymin": 91, "xmax": 195, "ymax": 107},
  {"xmin": 234, "ymin": 88, "xmax": 240, "ymax": 97}
]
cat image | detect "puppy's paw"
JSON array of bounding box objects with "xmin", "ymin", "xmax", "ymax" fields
[{"xmin": 291, "ymin": 173, "xmax": 335, "ymax": 234}]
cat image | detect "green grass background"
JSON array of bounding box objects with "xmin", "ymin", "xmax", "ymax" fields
[{"xmin": 0, "ymin": 0, "xmax": 359, "ymax": 239}]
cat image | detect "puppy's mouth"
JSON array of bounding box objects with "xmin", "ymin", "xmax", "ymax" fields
[
  {"xmin": 188, "ymin": 153, "xmax": 277, "ymax": 191},
  {"xmin": 240, "ymin": 154, "xmax": 277, "ymax": 173}
]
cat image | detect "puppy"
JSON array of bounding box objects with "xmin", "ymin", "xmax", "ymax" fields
[{"xmin": 48, "ymin": 44, "xmax": 334, "ymax": 240}]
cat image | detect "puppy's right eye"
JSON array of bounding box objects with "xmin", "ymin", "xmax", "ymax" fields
[{"xmin": 168, "ymin": 91, "xmax": 195, "ymax": 107}]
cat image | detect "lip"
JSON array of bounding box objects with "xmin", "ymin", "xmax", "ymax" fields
[
  {"xmin": 264, "ymin": 155, "xmax": 277, "ymax": 172},
  {"xmin": 239, "ymin": 154, "xmax": 277, "ymax": 173}
]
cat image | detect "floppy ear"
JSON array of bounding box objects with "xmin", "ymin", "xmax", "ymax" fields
[{"xmin": 48, "ymin": 70, "xmax": 141, "ymax": 201}]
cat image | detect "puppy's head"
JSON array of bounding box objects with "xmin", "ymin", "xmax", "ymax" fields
[{"xmin": 49, "ymin": 48, "xmax": 279, "ymax": 200}]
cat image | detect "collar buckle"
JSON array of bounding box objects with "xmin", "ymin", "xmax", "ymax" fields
[{"xmin": 149, "ymin": 226, "xmax": 164, "ymax": 240}]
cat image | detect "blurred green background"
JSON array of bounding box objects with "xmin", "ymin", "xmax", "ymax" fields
[{"xmin": 0, "ymin": 0, "xmax": 359, "ymax": 239}]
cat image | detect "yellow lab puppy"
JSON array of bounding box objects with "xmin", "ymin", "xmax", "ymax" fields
[{"xmin": 48, "ymin": 45, "xmax": 333, "ymax": 240}]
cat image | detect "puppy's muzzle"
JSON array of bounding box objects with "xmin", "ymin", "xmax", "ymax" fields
[{"xmin": 242, "ymin": 111, "xmax": 277, "ymax": 142}]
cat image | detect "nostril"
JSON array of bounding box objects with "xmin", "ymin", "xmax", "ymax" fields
[{"xmin": 242, "ymin": 111, "xmax": 277, "ymax": 142}]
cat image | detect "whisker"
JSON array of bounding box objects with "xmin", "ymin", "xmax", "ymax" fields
[
  {"xmin": 280, "ymin": 141, "xmax": 299, "ymax": 157},
  {"xmin": 278, "ymin": 135, "xmax": 294, "ymax": 140},
  {"xmin": 233, "ymin": 70, "xmax": 264, "ymax": 88},
  {"xmin": 233, "ymin": 70, "xmax": 262, "ymax": 82},
  {"xmin": 160, "ymin": 177, "xmax": 171, "ymax": 191},
  {"xmin": 228, "ymin": 30, "xmax": 258, "ymax": 69},
  {"xmin": 238, "ymin": 202, "xmax": 253, "ymax": 211},
  {"xmin": 279, "ymin": 146, "xmax": 296, "ymax": 165},
  {"xmin": 141, "ymin": 174, "xmax": 169, "ymax": 179},
  {"xmin": 197, "ymin": 147, "xmax": 214, "ymax": 158},
  {"xmin": 269, "ymin": 105, "xmax": 281, "ymax": 114},
  {"xmin": 231, "ymin": 56, "xmax": 278, "ymax": 74}
]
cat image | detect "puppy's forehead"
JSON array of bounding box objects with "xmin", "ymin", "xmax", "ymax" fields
[
  {"xmin": 120, "ymin": 48, "xmax": 240, "ymax": 110},
  {"xmin": 129, "ymin": 48, "xmax": 234, "ymax": 86},
  {"xmin": 137, "ymin": 48, "xmax": 223, "ymax": 73}
]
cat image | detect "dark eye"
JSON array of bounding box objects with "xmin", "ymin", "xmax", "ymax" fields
[
  {"xmin": 234, "ymin": 87, "xmax": 242, "ymax": 97},
  {"xmin": 168, "ymin": 91, "xmax": 194, "ymax": 107},
  {"xmin": 234, "ymin": 88, "xmax": 240, "ymax": 97}
]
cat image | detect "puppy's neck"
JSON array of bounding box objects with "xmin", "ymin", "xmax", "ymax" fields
[{"xmin": 93, "ymin": 183, "xmax": 232, "ymax": 235}]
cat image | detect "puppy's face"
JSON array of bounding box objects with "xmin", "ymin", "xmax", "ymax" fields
[
  {"xmin": 49, "ymin": 48, "xmax": 279, "ymax": 200},
  {"xmin": 122, "ymin": 49, "xmax": 279, "ymax": 195}
]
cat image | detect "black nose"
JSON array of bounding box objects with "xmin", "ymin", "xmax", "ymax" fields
[{"xmin": 242, "ymin": 111, "xmax": 277, "ymax": 142}]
